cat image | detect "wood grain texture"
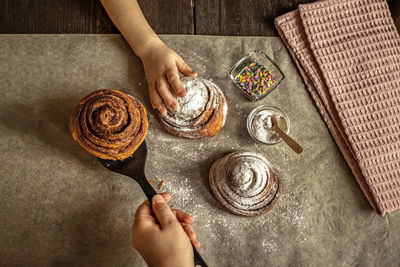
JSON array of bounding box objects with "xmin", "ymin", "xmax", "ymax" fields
[
  {"xmin": 0, "ymin": 0, "xmax": 399, "ymax": 35},
  {"xmin": 0, "ymin": 0, "xmax": 117, "ymax": 33},
  {"xmin": 138, "ymin": 0, "xmax": 194, "ymax": 34},
  {"xmin": 388, "ymin": 0, "xmax": 400, "ymax": 32},
  {"xmin": 195, "ymin": 0, "xmax": 314, "ymax": 36},
  {"xmin": 0, "ymin": 0, "xmax": 194, "ymax": 34}
]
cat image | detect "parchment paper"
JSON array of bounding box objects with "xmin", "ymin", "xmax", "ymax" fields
[{"xmin": 0, "ymin": 35, "xmax": 399, "ymax": 267}]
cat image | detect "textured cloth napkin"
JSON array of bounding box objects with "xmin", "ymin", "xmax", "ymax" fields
[{"xmin": 275, "ymin": 0, "xmax": 400, "ymax": 216}]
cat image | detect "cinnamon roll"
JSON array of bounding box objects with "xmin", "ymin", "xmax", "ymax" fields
[
  {"xmin": 69, "ymin": 89, "xmax": 148, "ymax": 161},
  {"xmin": 209, "ymin": 152, "xmax": 281, "ymax": 216},
  {"xmin": 156, "ymin": 77, "xmax": 228, "ymax": 138}
]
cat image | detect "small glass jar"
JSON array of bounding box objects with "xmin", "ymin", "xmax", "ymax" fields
[
  {"xmin": 228, "ymin": 50, "xmax": 285, "ymax": 102},
  {"xmin": 247, "ymin": 105, "xmax": 290, "ymax": 145}
]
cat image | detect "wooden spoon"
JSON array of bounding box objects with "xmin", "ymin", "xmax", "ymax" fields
[{"xmin": 269, "ymin": 116, "xmax": 303, "ymax": 154}]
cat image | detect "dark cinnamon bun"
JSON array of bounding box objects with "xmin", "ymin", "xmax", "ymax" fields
[{"xmin": 69, "ymin": 89, "xmax": 148, "ymax": 160}]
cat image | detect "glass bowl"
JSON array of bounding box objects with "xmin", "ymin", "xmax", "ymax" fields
[
  {"xmin": 247, "ymin": 105, "xmax": 291, "ymax": 145},
  {"xmin": 228, "ymin": 50, "xmax": 285, "ymax": 102}
]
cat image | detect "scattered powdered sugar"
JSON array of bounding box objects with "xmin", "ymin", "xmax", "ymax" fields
[
  {"xmin": 262, "ymin": 240, "xmax": 278, "ymax": 252},
  {"xmin": 145, "ymin": 50, "xmax": 308, "ymax": 259},
  {"xmin": 149, "ymin": 147, "xmax": 308, "ymax": 255},
  {"xmin": 179, "ymin": 51, "xmax": 207, "ymax": 74},
  {"xmin": 150, "ymin": 163, "xmax": 307, "ymax": 256},
  {"xmin": 256, "ymin": 173, "xmax": 308, "ymax": 252}
]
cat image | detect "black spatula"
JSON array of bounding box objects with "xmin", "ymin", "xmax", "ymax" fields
[{"xmin": 98, "ymin": 140, "xmax": 208, "ymax": 267}]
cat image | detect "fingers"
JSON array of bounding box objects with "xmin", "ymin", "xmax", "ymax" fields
[
  {"xmin": 176, "ymin": 57, "xmax": 197, "ymax": 77},
  {"xmin": 152, "ymin": 194, "xmax": 178, "ymax": 229},
  {"xmin": 166, "ymin": 67, "xmax": 186, "ymax": 97},
  {"xmin": 149, "ymin": 82, "xmax": 167, "ymax": 115},
  {"xmin": 173, "ymin": 209, "xmax": 195, "ymax": 224},
  {"xmin": 181, "ymin": 223, "xmax": 200, "ymax": 248},
  {"xmin": 148, "ymin": 56, "xmax": 196, "ymax": 115},
  {"xmin": 159, "ymin": 192, "xmax": 171, "ymax": 203},
  {"xmin": 134, "ymin": 200, "xmax": 156, "ymax": 226},
  {"xmin": 157, "ymin": 78, "xmax": 178, "ymax": 111},
  {"xmin": 133, "ymin": 192, "xmax": 172, "ymax": 229},
  {"xmin": 135, "ymin": 193, "xmax": 199, "ymax": 248},
  {"xmin": 172, "ymin": 208, "xmax": 199, "ymax": 248},
  {"xmin": 135, "ymin": 200, "xmax": 152, "ymax": 218}
]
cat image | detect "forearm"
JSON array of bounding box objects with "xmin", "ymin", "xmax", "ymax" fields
[
  {"xmin": 101, "ymin": 0, "xmax": 196, "ymax": 116},
  {"xmin": 100, "ymin": 0, "xmax": 162, "ymax": 58}
]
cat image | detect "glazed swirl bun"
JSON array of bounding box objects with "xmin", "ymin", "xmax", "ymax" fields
[
  {"xmin": 69, "ymin": 89, "xmax": 148, "ymax": 161},
  {"xmin": 209, "ymin": 152, "xmax": 281, "ymax": 216},
  {"xmin": 157, "ymin": 77, "xmax": 228, "ymax": 138}
]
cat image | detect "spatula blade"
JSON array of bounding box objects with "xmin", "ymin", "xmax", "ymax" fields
[{"xmin": 97, "ymin": 140, "xmax": 148, "ymax": 179}]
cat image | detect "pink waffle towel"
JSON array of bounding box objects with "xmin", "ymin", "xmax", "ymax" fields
[{"xmin": 275, "ymin": 0, "xmax": 400, "ymax": 216}]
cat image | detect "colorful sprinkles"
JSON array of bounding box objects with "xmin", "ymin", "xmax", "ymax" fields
[{"xmin": 235, "ymin": 62, "xmax": 276, "ymax": 101}]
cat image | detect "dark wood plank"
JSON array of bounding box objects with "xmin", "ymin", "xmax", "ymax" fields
[
  {"xmin": 0, "ymin": 0, "xmax": 193, "ymax": 34},
  {"xmin": 195, "ymin": 0, "xmax": 400, "ymax": 36},
  {"xmin": 0, "ymin": 0, "xmax": 118, "ymax": 33},
  {"xmin": 388, "ymin": 0, "xmax": 400, "ymax": 32},
  {"xmin": 195, "ymin": 0, "xmax": 314, "ymax": 36},
  {"xmin": 0, "ymin": 0, "xmax": 398, "ymax": 35},
  {"xmin": 138, "ymin": 0, "xmax": 194, "ymax": 34}
]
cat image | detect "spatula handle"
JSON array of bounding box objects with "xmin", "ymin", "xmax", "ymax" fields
[
  {"xmin": 137, "ymin": 177, "xmax": 208, "ymax": 267},
  {"xmin": 137, "ymin": 177, "xmax": 157, "ymax": 203},
  {"xmin": 193, "ymin": 245, "xmax": 208, "ymax": 267}
]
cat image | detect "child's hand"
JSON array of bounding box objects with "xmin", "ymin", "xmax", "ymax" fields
[
  {"xmin": 132, "ymin": 193, "xmax": 199, "ymax": 267},
  {"xmin": 137, "ymin": 40, "xmax": 198, "ymax": 116}
]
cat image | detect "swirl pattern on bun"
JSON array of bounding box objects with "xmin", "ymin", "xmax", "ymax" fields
[
  {"xmin": 69, "ymin": 89, "xmax": 148, "ymax": 160},
  {"xmin": 209, "ymin": 151, "xmax": 281, "ymax": 216},
  {"xmin": 157, "ymin": 77, "xmax": 228, "ymax": 138}
]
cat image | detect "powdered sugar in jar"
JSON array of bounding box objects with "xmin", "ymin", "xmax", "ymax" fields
[{"xmin": 247, "ymin": 105, "xmax": 290, "ymax": 145}]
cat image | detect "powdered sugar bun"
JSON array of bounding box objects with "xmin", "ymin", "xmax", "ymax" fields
[
  {"xmin": 209, "ymin": 151, "xmax": 281, "ymax": 216},
  {"xmin": 156, "ymin": 77, "xmax": 228, "ymax": 138}
]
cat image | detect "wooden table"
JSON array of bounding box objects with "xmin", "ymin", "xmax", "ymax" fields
[{"xmin": 1, "ymin": 0, "xmax": 399, "ymax": 35}]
